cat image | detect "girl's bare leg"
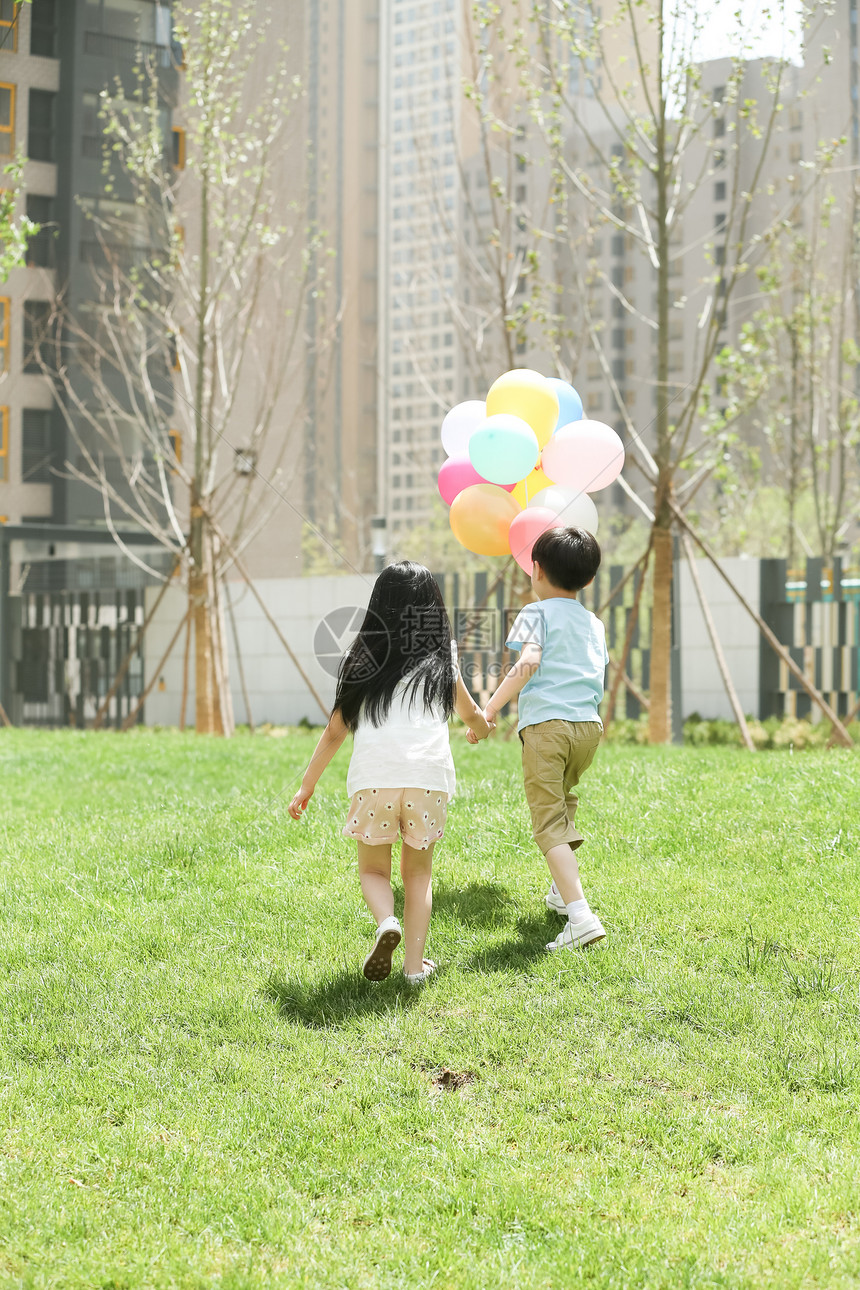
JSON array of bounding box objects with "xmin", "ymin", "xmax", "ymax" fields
[
  {"xmin": 400, "ymin": 841, "xmax": 435, "ymax": 976},
  {"xmin": 357, "ymin": 842, "xmax": 394, "ymax": 925}
]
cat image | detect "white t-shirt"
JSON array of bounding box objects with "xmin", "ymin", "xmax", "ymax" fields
[{"xmin": 346, "ymin": 643, "xmax": 458, "ymax": 798}]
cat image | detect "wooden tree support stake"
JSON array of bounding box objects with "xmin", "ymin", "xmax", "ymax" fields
[
  {"xmin": 121, "ymin": 610, "xmax": 190, "ymax": 733},
  {"xmin": 226, "ymin": 584, "xmax": 255, "ymax": 734},
  {"xmin": 669, "ymin": 500, "xmax": 853, "ymax": 748},
  {"xmin": 202, "ymin": 510, "xmax": 329, "ymax": 721},
  {"xmin": 603, "ymin": 539, "xmax": 652, "ymax": 734},
  {"xmin": 608, "ymin": 655, "xmax": 651, "ymax": 713},
  {"xmin": 827, "ymin": 695, "xmax": 860, "ymax": 749},
  {"xmin": 679, "ymin": 530, "xmax": 756, "ymax": 752},
  {"xmin": 92, "ymin": 560, "xmax": 180, "ymax": 731},
  {"xmin": 179, "ymin": 609, "xmax": 192, "ymax": 732}
]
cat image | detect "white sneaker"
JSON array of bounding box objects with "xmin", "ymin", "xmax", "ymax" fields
[
  {"xmin": 546, "ymin": 913, "xmax": 606, "ymax": 952},
  {"xmin": 545, "ymin": 882, "xmax": 567, "ymax": 915},
  {"xmin": 362, "ymin": 915, "xmax": 402, "ymax": 981}
]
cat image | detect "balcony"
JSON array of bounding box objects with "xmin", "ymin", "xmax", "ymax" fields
[
  {"xmin": 79, "ymin": 239, "xmax": 162, "ymax": 273},
  {"xmin": 83, "ymin": 30, "xmax": 175, "ymax": 68}
]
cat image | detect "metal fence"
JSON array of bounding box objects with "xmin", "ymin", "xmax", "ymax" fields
[
  {"xmin": 0, "ymin": 526, "xmax": 168, "ymax": 728},
  {"xmin": 760, "ymin": 557, "xmax": 860, "ymax": 720}
]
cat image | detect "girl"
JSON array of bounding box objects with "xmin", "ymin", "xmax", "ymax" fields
[{"xmin": 289, "ymin": 562, "xmax": 490, "ymax": 983}]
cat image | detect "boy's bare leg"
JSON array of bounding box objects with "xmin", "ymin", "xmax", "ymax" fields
[
  {"xmin": 400, "ymin": 841, "xmax": 435, "ymax": 976},
  {"xmin": 544, "ymin": 842, "xmax": 585, "ymax": 906},
  {"xmin": 357, "ymin": 842, "xmax": 395, "ymax": 925}
]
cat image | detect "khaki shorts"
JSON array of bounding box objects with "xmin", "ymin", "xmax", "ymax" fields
[
  {"xmin": 520, "ymin": 720, "xmax": 602, "ymax": 854},
  {"xmin": 343, "ymin": 787, "xmax": 449, "ymax": 850}
]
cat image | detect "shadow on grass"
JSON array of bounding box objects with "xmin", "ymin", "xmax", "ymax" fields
[
  {"xmin": 429, "ymin": 880, "xmax": 515, "ymax": 927},
  {"xmin": 265, "ymin": 968, "xmax": 425, "ymax": 1029},
  {"xmin": 462, "ymin": 912, "xmax": 556, "ymax": 974}
]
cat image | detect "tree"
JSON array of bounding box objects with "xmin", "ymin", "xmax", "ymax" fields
[
  {"xmin": 718, "ymin": 181, "xmax": 860, "ymax": 562},
  {"xmin": 42, "ymin": 0, "xmax": 332, "ymax": 734},
  {"xmin": 484, "ymin": 0, "xmax": 837, "ymax": 740}
]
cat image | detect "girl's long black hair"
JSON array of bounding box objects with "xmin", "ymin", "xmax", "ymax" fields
[{"xmin": 335, "ymin": 562, "xmax": 456, "ymax": 731}]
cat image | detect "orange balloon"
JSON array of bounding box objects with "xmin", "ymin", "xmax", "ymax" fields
[
  {"xmin": 512, "ymin": 465, "xmax": 554, "ymax": 508},
  {"xmin": 449, "ymin": 483, "xmax": 522, "ymax": 556}
]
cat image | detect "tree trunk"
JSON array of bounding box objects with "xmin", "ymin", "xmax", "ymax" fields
[
  {"xmin": 648, "ymin": 521, "xmax": 673, "ymax": 744},
  {"xmin": 648, "ymin": 9, "xmax": 673, "ymax": 745},
  {"xmin": 190, "ymin": 505, "xmax": 221, "ymax": 735}
]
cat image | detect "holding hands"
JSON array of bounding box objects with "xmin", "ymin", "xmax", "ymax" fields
[{"xmin": 466, "ymin": 707, "xmax": 496, "ymax": 744}]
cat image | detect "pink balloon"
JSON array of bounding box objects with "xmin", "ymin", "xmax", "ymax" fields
[
  {"xmin": 541, "ymin": 419, "xmax": 625, "ymax": 493},
  {"xmin": 437, "ymin": 455, "xmax": 514, "ymax": 505},
  {"xmin": 508, "ymin": 506, "xmax": 563, "ymax": 575}
]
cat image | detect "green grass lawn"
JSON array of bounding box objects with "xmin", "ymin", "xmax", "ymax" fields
[{"xmin": 1, "ymin": 729, "xmax": 859, "ymax": 1289}]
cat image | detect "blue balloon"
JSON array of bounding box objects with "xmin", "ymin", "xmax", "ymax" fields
[
  {"xmin": 468, "ymin": 414, "xmax": 539, "ymax": 486},
  {"xmin": 547, "ymin": 378, "xmax": 583, "ymax": 432}
]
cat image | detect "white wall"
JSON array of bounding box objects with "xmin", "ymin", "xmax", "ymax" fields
[
  {"xmin": 143, "ymin": 575, "xmax": 372, "ymax": 727},
  {"xmin": 678, "ymin": 556, "xmax": 760, "ymax": 720},
  {"xmin": 144, "ymin": 561, "xmax": 763, "ymax": 727}
]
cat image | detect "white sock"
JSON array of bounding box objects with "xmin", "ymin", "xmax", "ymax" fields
[{"xmin": 566, "ymin": 899, "xmax": 590, "ymax": 923}]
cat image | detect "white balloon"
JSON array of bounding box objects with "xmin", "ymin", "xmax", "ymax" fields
[
  {"xmin": 528, "ymin": 486, "xmax": 599, "ymax": 535},
  {"xmin": 440, "ymin": 400, "xmax": 487, "ymax": 457}
]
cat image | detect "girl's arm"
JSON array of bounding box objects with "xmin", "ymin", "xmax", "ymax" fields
[
  {"xmin": 288, "ymin": 709, "xmax": 350, "ymax": 819},
  {"xmin": 454, "ymin": 674, "xmax": 491, "ymax": 741}
]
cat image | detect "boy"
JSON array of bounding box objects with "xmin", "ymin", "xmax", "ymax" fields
[{"xmin": 471, "ymin": 526, "xmax": 608, "ymax": 951}]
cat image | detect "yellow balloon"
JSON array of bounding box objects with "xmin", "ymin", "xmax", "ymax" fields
[
  {"xmin": 449, "ymin": 483, "xmax": 522, "ymax": 556},
  {"xmin": 512, "ymin": 465, "xmax": 554, "ymax": 508},
  {"xmin": 486, "ymin": 369, "xmax": 559, "ymax": 449}
]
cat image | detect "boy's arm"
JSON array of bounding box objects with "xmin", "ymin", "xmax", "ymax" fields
[
  {"xmin": 454, "ymin": 674, "xmax": 491, "ymax": 740},
  {"xmin": 288, "ymin": 709, "xmax": 349, "ymax": 819},
  {"xmin": 484, "ymin": 643, "xmax": 542, "ymax": 724}
]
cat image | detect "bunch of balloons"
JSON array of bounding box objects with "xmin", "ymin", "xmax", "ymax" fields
[{"xmin": 437, "ymin": 369, "xmax": 625, "ymax": 574}]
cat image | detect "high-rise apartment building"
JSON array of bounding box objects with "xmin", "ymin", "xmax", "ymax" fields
[
  {"xmin": 303, "ymin": 0, "xmax": 381, "ymax": 565},
  {"xmin": 0, "ymin": 0, "xmax": 61, "ymax": 527},
  {"xmin": 376, "ymin": 0, "xmax": 462, "ymax": 545},
  {"xmin": 0, "ymin": 0, "xmax": 179, "ymax": 531}
]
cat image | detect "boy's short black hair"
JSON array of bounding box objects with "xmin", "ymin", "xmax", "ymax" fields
[{"xmin": 531, "ymin": 526, "xmax": 602, "ymax": 592}]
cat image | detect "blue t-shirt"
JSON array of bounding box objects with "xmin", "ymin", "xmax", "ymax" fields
[{"xmin": 506, "ymin": 598, "xmax": 609, "ymax": 732}]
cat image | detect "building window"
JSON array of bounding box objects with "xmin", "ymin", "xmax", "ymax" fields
[
  {"xmin": 0, "ymin": 84, "xmax": 15, "ymax": 157},
  {"xmin": 0, "ymin": 406, "xmax": 7, "ymax": 482},
  {"xmin": 25, "ymin": 195, "xmax": 56, "ymax": 267},
  {"xmin": 30, "ymin": 0, "xmax": 57, "ymax": 58},
  {"xmin": 714, "ymin": 180, "xmax": 726, "ymax": 202},
  {"xmin": 0, "ymin": 297, "xmax": 8, "ymax": 373},
  {"xmin": 0, "ymin": 0, "xmax": 19, "ymax": 51},
  {"xmin": 172, "ymin": 126, "xmax": 186, "ymax": 169},
  {"xmin": 23, "ymin": 300, "xmax": 51, "ymax": 373},
  {"xmin": 28, "ymin": 89, "xmax": 56, "ymax": 162},
  {"xmin": 22, "ymin": 408, "xmax": 52, "ymax": 482},
  {"xmin": 168, "ymin": 331, "xmax": 181, "ymax": 371},
  {"xmin": 168, "ymin": 428, "xmax": 181, "ymax": 472}
]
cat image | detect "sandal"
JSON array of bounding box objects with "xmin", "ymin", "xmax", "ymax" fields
[{"xmin": 404, "ymin": 959, "xmax": 436, "ymax": 985}]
